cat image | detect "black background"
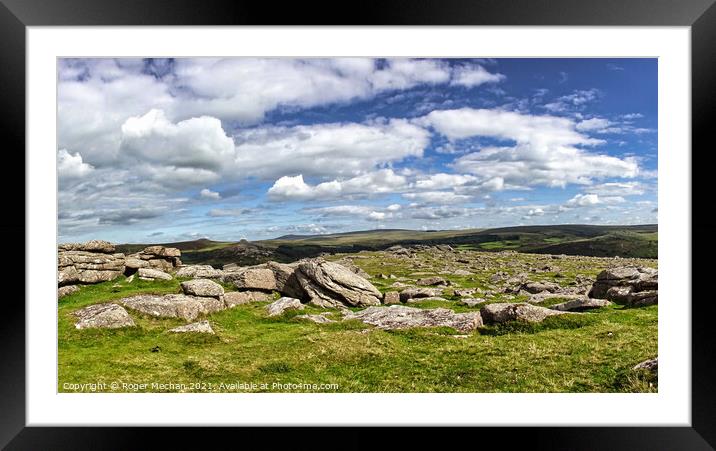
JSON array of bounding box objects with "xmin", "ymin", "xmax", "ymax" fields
[{"xmin": 1, "ymin": 0, "xmax": 713, "ymax": 448}]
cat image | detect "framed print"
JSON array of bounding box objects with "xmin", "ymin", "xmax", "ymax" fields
[{"xmin": 4, "ymin": 0, "xmax": 715, "ymax": 448}]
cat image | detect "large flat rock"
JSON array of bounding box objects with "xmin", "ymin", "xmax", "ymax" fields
[
  {"xmin": 343, "ymin": 305, "xmax": 482, "ymax": 333},
  {"xmin": 119, "ymin": 294, "xmax": 224, "ymax": 321},
  {"xmin": 74, "ymin": 303, "xmax": 135, "ymax": 329}
]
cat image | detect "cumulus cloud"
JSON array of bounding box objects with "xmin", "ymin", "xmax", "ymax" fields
[
  {"xmin": 200, "ymin": 188, "xmax": 221, "ymax": 200},
  {"xmin": 421, "ymin": 108, "xmax": 639, "ymax": 189},
  {"xmin": 566, "ymin": 193, "xmax": 601, "ymax": 207},
  {"xmin": 269, "ymin": 169, "xmax": 409, "ymax": 201},
  {"xmin": 120, "ymin": 109, "xmax": 235, "ymax": 172},
  {"xmin": 173, "ymin": 58, "xmax": 504, "ymax": 123},
  {"xmin": 576, "ymin": 117, "xmax": 612, "ymax": 132},
  {"xmin": 239, "ymin": 120, "xmax": 429, "ymax": 179},
  {"xmin": 58, "ymin": 149, "xmax": 94, "ymax": 180}
]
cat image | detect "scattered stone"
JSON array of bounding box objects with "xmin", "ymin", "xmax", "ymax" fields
[
  {"xmin": 458, "ymin": 298, "xmax": 486, "ymax": 307},
  {"xmin": 406, "ymin": 296, "xmax": 448, "ymax": 303},
  {"xmin": 399, "ymin": 287, "xmax": 444, "ymax": 302},
  {"xmin": 453, "ymin": 269, "xmax": 473, "ymax": 276},
  {"xmin": 343, "ymin": 305, "xmax": 482, "ymax": 333},
  {"xmin": 521, "ymin": 281, "xmax": 562, "ymax": 294},
  {"xmin": 169, "ymin": 320, "xmax": 214, "ymax": 334},
  {"xmin": 138, "ymin": 267, "xmax": 173, "ymax": 281},
  {"xmin": 296, "ymin": 259, "xmax": 382, "ymax": 308},
  {"xmin": 266, "ymin": 297, "xmax": 304, "ymax": 317},
  {"xmin": 550, "ymin": 298, "xmax": 612, "ymax": 312},
  {"xmin": 58, "ymin": 285, "xmax": 80, "ymax": 299},
  {"xmin": 527, "ymin": 293, "xmax": 591, "ymax": 304},
  {"xmin": 74, "ymin": 303, "xmax": 135, "ymax": 329},
  {"xmin": 176, "ymin": 265, "xmax": 223, "ymax": 279},
  {"xmin": 224, "ymin": 290, "xmax": 274, "ymax": 307},
  {"xmin": 633, "ymin": 357, "xmax": 658, "ymax": 374},
  {"xmin": 454, "ymin": 288, "xmax": 477, "ymax": 297},
  {"xmin": 480, "ymin": 302, "xmax": 568, "ymax": 324},
  {"xmin": 416, "ymin": 276, "xmax": 448, "ymax": 286},
  {"xmin": 181, "ymin": 279, "xmax": 224, "ymax": 298},
  {"xmin": 295, "ymin": 313, "xmax": 336, "ymax": 324},
  {"xmin": 383, "ymin": 291, "xmax": 401, "ymax": 305}
]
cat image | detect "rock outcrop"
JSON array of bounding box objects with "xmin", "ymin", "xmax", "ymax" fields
[
  {"xmin": 181, "ymin": 279, "xmax": 224, "ymax": 298},
  {"xmin": 125, "ymin": 246, "xmax": 182, "ymax": 274},
  {"xmin": 588, "ymin": 266, "xmax": 657, "ymax": 306},
  {"xmin": 295, "ymin": 259, "xmax": 382, "ymax": 308},
  {"xmin": 58, "ymin": 240, "xmax": 125, "ymax": 286},
  {"xmin": 138, "ymin": 267, "xmax": 173, "ymax": 281},
  {"xmin": 343, "ymin": 306, "xmax": 482, "ymax": 333},
  {"xmin": 223, "ymin": 267, "xmax": 278, "ymax": 291},
  {"xmin": 176, "ymin": 265, "xmax": 223, "ymax": 279},
  {"xmin": 265, "ymin": 261, "xmax": 304, "ymax": 299},
  {"xmin": 73, "ymin": 303, "xmax": 135, "ymax": 329},
  {"xmin": 382, "ymin": 291, "xmax": 401, "ymax": 305},
  {"xmin": 480, "ymin": 302, "xmax": 568, "ymax": 324}
]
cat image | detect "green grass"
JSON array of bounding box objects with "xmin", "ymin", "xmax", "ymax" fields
[{"xmin": 58, "ymin": 247, "xmax": 658, "ymax": 393}]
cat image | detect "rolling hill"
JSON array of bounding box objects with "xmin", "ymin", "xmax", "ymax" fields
[{"xmin": 117, "ymin": 224, "xmax": 657, "ymax": 267}]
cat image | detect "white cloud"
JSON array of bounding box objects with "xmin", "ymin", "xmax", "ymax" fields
[
  {"xmin": 308, "ymin": 205, "xmax": 395, "ymax": 222},
  {"xmin": 200, "ymin": 188, "xmax": 221, "ymax": 200},
  {"xmin": 268, "ymin": 169, "xmax": 409, "ymax": 201},
  {"xmin": 583, "ymin": 181, "xmax": 646, "ymax": 196},
  {"xmin": 174, "ymin": 58, "xmax": 504, "ymax": 123},
  {"xmin": 239, "ymin": 121, "xmax": 429, "ymax": 179},
  {"xmin": 414, "ymin": 173, "xmax": 478, "ymax": 190},
  {"xmin": 403, "ymin": 191, "xmax": 473, "ymax": 204},
  {"xmin": 543, "ymin": 88, "xmax": 600, "ymax": 113},
  {"xmin": 576, "ymin": 117, "xmax": 612, "ymax": 132},
  {"xmin": 120, "ymin": 109, "xmax": 235, "ymax": 172},
  {"xmin": 450, "ymin": 64, "xmax": 505, "ymax": 87},
  {"xmin": 58, "ymin": 149, "xmax": 94, "ymax": 180},
  {"xmin": 566, "ymin": 193, "xmax": 600, "ymax": 207},
  {"xmin": 421, "ymin": 108, "xmax": 639, "ymax": 189}
]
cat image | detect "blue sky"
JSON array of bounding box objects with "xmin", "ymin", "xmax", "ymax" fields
[{"xmin": 57, "ymin": 58, "xmax": 657, "ymax": 243}]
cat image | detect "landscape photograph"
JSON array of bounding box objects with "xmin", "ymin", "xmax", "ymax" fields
[{"xmin": 57, "ymin": 57, "xmax": 658, "ymax": 393}]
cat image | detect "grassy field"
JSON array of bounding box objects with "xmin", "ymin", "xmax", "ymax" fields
[{"xmin": 58, "ymin": 249, "xmax": 658, "ymax": 393}]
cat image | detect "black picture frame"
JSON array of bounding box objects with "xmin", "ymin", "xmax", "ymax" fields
[{"xmin": 2, "ymin": 0, "xmax": 713, "ymax": 448}]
